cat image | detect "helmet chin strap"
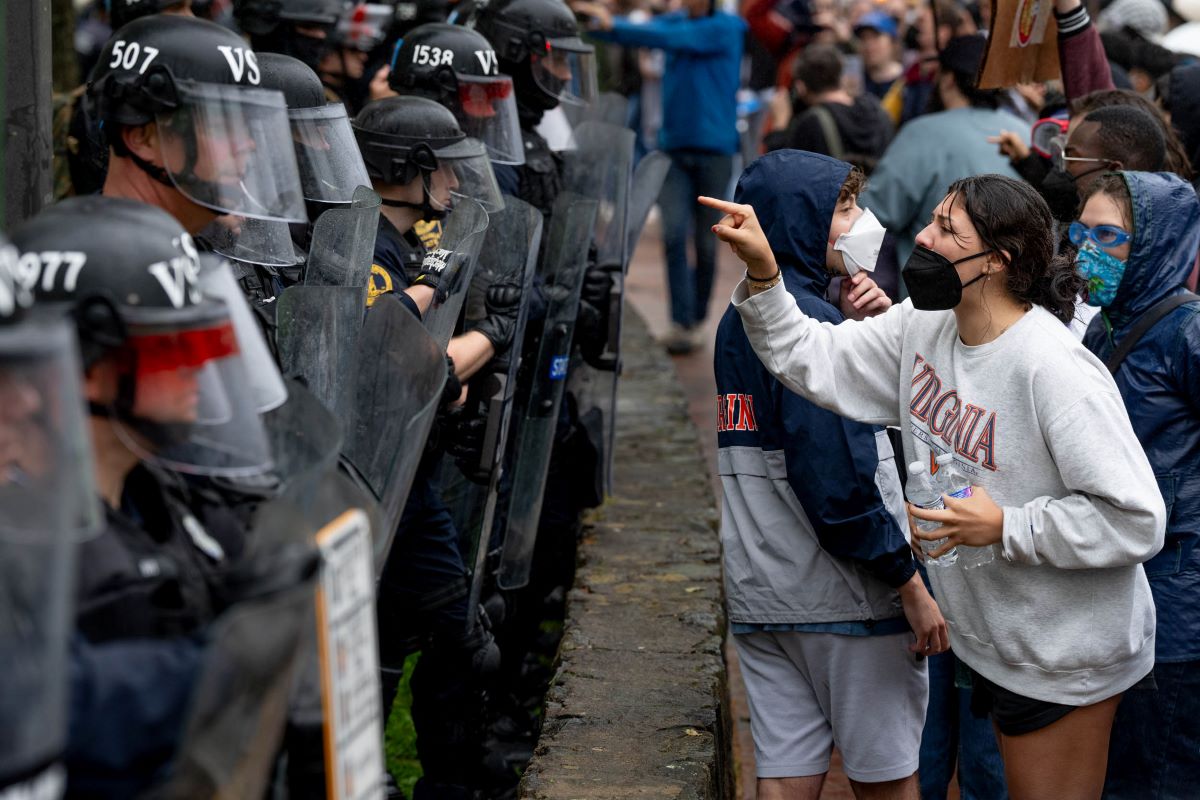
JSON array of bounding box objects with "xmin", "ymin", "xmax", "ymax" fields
[{"xmin": 379, "ymin": 184, "xmax": 450, "ymax": 221}]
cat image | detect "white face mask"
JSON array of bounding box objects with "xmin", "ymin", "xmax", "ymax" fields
[{"xmin": 833, "ymin": 207, "xmax": 887, "ymax": 277}]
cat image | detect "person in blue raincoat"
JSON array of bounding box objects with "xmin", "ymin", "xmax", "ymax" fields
[
  {"xmin": 713, "ymin": 149, "xmax": 945, "ymax": 799},
  {"xmin": 1075, "ymin": 170, "xmax": 1200, "ymax": 799}
]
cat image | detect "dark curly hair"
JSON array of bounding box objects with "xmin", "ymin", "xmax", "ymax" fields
[{"xmin": 944, "ymin": 174, "xmax": 1086, "ymax": 324}]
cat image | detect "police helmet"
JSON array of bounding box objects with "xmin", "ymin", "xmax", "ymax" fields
[
  {"xmin": 10, "ymin": 197, "xmax": 277, "ymax": 477},
  {"xmin": 473, "ymin": 0, "xmax": 596, "ymax": 110},
  {"xmin": 354, "ymin": 96, "xmax": 504, "ymax": 215},
  {"xmin": 200, "ymin": 53, "xmax": 371, "ymax": 266},
  {"xmin": 89, "ymin": 15, "xmax": 307, "ymax": 223},
  {"xmin": 258, "ymin": 53, "xmax": 370, "ymax": 203},
  {"xmin": 388, "ymin": 23, "xmax": 524, "ymax": 164}
]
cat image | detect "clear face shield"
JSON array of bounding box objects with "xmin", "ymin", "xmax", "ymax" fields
[
  {"xmin": 200, "ymin": 214, "xmax": 304, "ymax": 267},
  {"xmin": 155, "ymin": 82, "xmax": 307, "ymax": 223},
  {"xmin": 289, "ymin": 104, "xmax": 372, "ymax": 204},
  {"xmin": 0, "ymin": 316, "xmax": 101, "ymax": 785},
  {"xmin": 454, "ymin": 73, "xmax": 525, "ymax": 165},
  {"xmin": 530, "ymin": 37, "xmax": 598, "ymax": 107},
  {"xmin": 107, "ymin": 301, "xmax": 275, "ymax": 478},
  {"xmin": 428, "ymin": 137, "xmax": 506, "ymax": 214}
]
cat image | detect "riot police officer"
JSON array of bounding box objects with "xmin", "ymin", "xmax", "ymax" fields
[
  {"xmin": 90, "ymin": 14, "xmax": 307, "ymax": 235},
  {"xmin": 355, "ymin": 94, "xmax": 521, "ymax": 800},
  {"xmin": 387, "ymin": 23, "xmax": 526, "ymax": 167},
  {"xmin": 10, "ymin": 196, "xmax": 281, "ymax": 796},
  {"xmin": 473, "ymin": 0, "xmax": 598, "ymax": 214},
  {"xmin": 233, "ymin": 0, "xmax": 342, "ymax": 74},
  {"xmin": 0, "ymin": 232, "xmax": 99, "ymax": 800}
]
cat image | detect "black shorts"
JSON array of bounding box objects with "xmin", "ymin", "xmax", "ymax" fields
[{"xmin": 968, "ymin": 669, "xmax": 1078, "ymax": 736}]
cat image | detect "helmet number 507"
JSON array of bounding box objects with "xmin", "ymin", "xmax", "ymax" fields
[{"xmin": 109, "ymin": 41, "xmax": 160, "ymax": 75}]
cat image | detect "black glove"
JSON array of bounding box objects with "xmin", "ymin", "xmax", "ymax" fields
[
  {"xmin": 576, "ymin": 263, "xmax": 617, "ymax": 369},
  {"xmin": 446, "ymin": 411, "xmax": 490, "ymax": 484},
  {"xmin": 411, "ymin": 247, "xmax": 453, "ymax": 301},
  {"xmin": 471, "ymin": 278, "xmax": 524, "ymax": 355},
  {"xmin": 440, "ymin": 354, "xmax": 462, "ymax": 411}
]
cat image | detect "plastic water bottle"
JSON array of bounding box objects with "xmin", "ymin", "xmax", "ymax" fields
[
  {"xmin": 906, "ymin": 461, "xmax": 958, "ymax": 566},
  {"xmin": 934, "ymin": 454, "xmax": 993, "ymax": 569}
]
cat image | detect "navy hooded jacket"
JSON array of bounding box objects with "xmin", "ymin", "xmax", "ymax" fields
[
  {"xmin": 1082, "ymin": 171, "xmax": 1200, "ymax": 662},
  {"xmin": 715, "ymin": 150, "xmax": 915, "ymax": 627}
]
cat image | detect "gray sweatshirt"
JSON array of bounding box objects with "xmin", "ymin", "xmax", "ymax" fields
[{"xmin": 733, "ymin": 283, "xmax": 1166, "ymax": 705}]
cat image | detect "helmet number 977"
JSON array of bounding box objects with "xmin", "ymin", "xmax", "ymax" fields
[
  {"xmin": 412, "ymin": 44, "xmax": 454, "ymax": 68},
  {"xmin": 108, "ymin": 41, "xmax": 160, "ymax": 75}
]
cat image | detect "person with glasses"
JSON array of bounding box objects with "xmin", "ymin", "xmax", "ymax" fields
[
  {"xmin": 1075, "ymin": 170, "xmax": 1200, "ymax": 799},
  {"xmin": 1038, "ymin": 104, "xmax": 1165, "ymax": 223}
]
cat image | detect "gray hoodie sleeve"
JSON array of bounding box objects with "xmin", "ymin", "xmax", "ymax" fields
[
  {"xmin": 1002, "ymin": 390, "xmax": 1167, "ymax": 569},
  {"xmin": 732, "ymin": 280, "xmax": 905, "ymax": 426}
]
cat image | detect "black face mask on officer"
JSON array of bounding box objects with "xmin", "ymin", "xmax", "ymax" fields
[{"xmin": 901, "ymin": 245, "xmax": 993, "ymax": 310}]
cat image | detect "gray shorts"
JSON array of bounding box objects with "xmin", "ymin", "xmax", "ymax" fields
[{"xmin": 733, "ymin": 630, "xmax": 928, "ymax": 782}]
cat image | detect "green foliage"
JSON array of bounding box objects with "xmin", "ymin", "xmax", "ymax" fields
[{"xmin": 383, "ymin": 653, "xmax": 422, "ymax": 799}]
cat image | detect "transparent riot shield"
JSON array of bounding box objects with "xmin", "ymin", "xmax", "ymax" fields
[
  {"xmin": 341, "ymin": 293, "xmax": 445, "ymax": 568},
  {"xmin": 303, "ymin": 185, "xmax": 381, "ymax": 295},
  {"xmin": 0, "ymin": 316, "xmax": 100, "ymax": 797},
  {"xmin": 151, "ymin": 488, "xmax": 324, "ymax": 800},
  {"xmin": 562, "ymin": 123, "xmax": 636, "ymax": 502},
  {"xmin": 495, "ymin": 193, "xmax": 599, "ymax": 591},
  {"xmin": 421, "ymin": 197, "xmax": 489, "ymax": 350},
  {"xmin": 562, "ymin": 91, "xmax": 630, "ymax": 130},
  {"xmin": 435, "ymin": 198, "xmax": 544, "ymax": 619},
  {"xmin": 198, "ymin": 256, "xmax": 290, "ymax": 414},
  {"xmin": 583, "ymin": 149, "xmax": 671, "ymax": 497},
  {"xmin": 275, "ymin": 284, "xmax": 365, "ymax": 424},
  {"xmin": 152, "ymin": 380, "xmax": 379, "ymax": 800}
]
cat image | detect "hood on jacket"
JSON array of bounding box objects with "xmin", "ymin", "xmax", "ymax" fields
[
  {"xmin": 1106, "ymin": 170, "xmax": 1200, "ymax": 324},
  {"xmin": 734, "ymin": 150, "xmax": 852, "ymax": 298}
]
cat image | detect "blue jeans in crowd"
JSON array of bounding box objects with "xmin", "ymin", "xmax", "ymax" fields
[
  {"xmin": 919, "ymin": 651, "xmax": 1009, "ymax": 800},
  {"xmin": 1104, "ymin": 660, "xmax": 1200, "ymax": 799},
  {"xmin": 658, "ymin": 149, "xmax": 733, "ymax": 329}
]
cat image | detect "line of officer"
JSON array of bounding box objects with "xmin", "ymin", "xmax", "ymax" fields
[{"xmin": 355, "ymin": 93, "xmax": 523, "ymax": 800}]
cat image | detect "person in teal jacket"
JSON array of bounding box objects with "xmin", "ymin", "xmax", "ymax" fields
[{"xmin": 576, "ymin": 0, "xmax": 746, "ymax": 353}]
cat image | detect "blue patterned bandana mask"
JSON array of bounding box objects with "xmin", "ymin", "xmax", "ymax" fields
[{"xmin": 1076, "ymin": 241, "xmax": 1127, "ymax": 307}]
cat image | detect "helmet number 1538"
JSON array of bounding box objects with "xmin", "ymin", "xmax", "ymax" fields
[
  {"xmin": 108, "ymin": 40, "xmax": 160, "ymax": 75},
  {"xmin": 412, "ymin": 44, "xmax": 454, "ymax": 68}
]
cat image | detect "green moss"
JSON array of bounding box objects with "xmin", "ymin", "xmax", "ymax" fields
[{"xmin": 383, "ymin": 653, "xmax": 422, "ymax": 799}]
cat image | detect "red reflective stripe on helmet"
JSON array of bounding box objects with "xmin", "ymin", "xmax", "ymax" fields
[{"xmin": 128, "ymin": 321, "xmax": 239, "ymax": 375}]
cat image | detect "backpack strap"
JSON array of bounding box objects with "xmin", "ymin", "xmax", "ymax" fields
[
  {"xmin": 809, "ymin": 104, "xmax": 845, "ymax": 162},
  {"xmin": 1106, "ymin": 292, "xmax": 1200, "ymax": 374}
]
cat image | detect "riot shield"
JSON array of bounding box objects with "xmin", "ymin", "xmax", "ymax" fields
[
  {"xmin": 151, "ymin": 490, "xmax": 323, "ymax": 800},
  {"xmin": 494, "ymin": 193, "xmax": 599, "ymax": 591},
  {"xmin": 198, "ymin": 256, "xmax": 290, "ymax": 414},
  {"xmin": 436, "ymin": 198, "xmax": 544, "ymax": 619},
  {"xmin": 562, "ymin": 123, "xmax": 636, "ymax": 502},
  {"xmin": 562, "ymin": 91, "xmax": 630, "ymax": 130},
  {"xmin": 303, "ymin": 185, "xmax": 381, "ymax": 295},
  {"xmin": 275, "ymin": 284, "xmax": 365, "ymax": 424},
  {"xmin": 421, "ymin": 197, "xmax": 489, "ymax": 350},
  {"xmin": 0, "ymin": 316, "xmax": 100, "ymax": 796},
  {"xmin": 341, "ymin": 293, "xmax": 446, "ymax": 568},
  {"xmin": 582, "ymin": 150, "xmax": 671, "ymax": 496}
]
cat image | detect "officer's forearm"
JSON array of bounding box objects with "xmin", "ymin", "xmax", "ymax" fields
[
  {"xmin": 447, "ymin": 332, "xmax": 495, "ymax": 381},
  {"xmin": 403, "ymin": 284, "xmax": 436, "ymax": 316}
]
